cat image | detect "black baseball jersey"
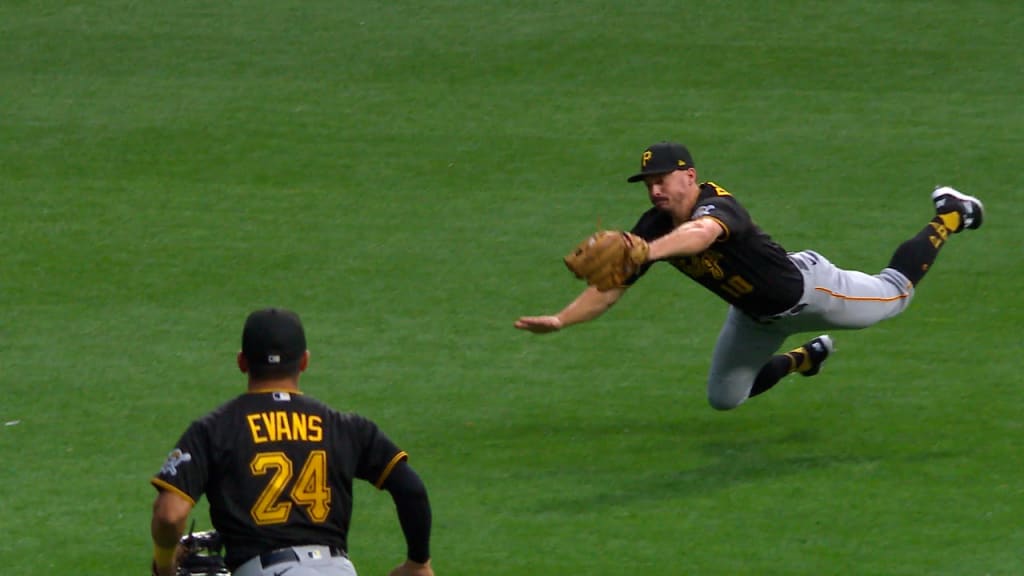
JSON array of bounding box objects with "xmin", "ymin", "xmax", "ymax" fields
[
  {"xmin": 629, "ymin": 181, "xmax": 803, "ymax": 317},
  {"xmin": 151, "ymin": 390, "xmax": 407, "ymax": 570}
]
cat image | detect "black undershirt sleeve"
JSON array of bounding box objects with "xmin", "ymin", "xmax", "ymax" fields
[{"xmin": 380, "ymin": 461, "xmax": 432, "ymax": 563}]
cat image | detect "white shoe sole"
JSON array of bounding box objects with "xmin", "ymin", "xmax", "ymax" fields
[{"xmin": 932, "ymin": 186, "xmax": 985, "ymax": 216}]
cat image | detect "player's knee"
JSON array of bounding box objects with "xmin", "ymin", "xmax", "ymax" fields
[
  {"xmin": 706, "ymin": 371, "xmax": 753, "ymax": 411},
  {"xmin": 707, "ymin": 391, "xmax": 745, "ymax": 411}
]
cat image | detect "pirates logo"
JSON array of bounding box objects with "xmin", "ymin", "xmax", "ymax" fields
[{"xmin": 160, "ymin": 448, "xmax": 193, "ymax": 476}]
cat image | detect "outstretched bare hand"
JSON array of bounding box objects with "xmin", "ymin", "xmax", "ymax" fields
[{"xmin": 514, "ymin": 315, "xmax": 563, "ymax": 334}]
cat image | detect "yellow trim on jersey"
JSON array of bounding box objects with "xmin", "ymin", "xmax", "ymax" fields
[
  {"xmin": 705, "ymin": 181, "xmax": 733, "ymax": 197},
  {"xmin": 814, "ymin": 287, "xmax": 910, "ymax": 302},
  {"xmin": 701, "ymin": 215, "xmax": 730, "ymax": 242},
  {"xmin": 374, "ymin": 451, "xmax": 409, "ymax": 489},
  {"xmin": 151, "ymin": 477, "xmax": 197, "ymax": 506}
]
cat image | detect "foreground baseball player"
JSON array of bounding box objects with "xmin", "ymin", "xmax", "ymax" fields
[
  {"xmin": 150, "ymin": 308, "xmax": 434, "ymax": 576},
  {"xmin": 515, "ymin": 142, "xmax": 983, "ymax": 410}
]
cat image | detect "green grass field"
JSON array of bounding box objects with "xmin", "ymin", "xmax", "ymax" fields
[{"xmin": 2, "ymin": 2, "xmax": 1022, "ymax": 574}]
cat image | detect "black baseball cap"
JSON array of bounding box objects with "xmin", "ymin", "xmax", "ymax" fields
[
  {"xmin": 626, "ymin": 142, "xmax": 695, "ymax": 182},
  {"xmin": 242, "ymin": 308, "xmax": 307, "ymax": 375}
]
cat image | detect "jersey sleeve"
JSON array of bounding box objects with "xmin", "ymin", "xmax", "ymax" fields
[
  {"xmin": 690, "ymin": 195, "xmax": 751, "ymax": 242},
  {"xmin": 150, "ymin": 420, "xmax": 210, "ymax": 505},
  {"xmin": 348, "ymin": 414, "xmax": 408, "ymax": 489}
]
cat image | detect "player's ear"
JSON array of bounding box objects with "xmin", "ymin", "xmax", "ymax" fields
[
  {"xmin": 298, "ymin": 350, "xmax": 310, "ymax": 373},
  {"xmin": 237, "ymin": 351, "xmax": 249, "ymax": 374}
]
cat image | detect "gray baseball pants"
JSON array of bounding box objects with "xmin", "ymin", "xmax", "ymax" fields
[
  {"xmin": 232, "ymin": 545, "xmax": 357, "ymax": 576},
  {"xmin": 707, "ymin": 250, "xmax": 914, "ymax": 410}
]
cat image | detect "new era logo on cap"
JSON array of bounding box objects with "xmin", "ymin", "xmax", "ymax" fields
[{"xmin": 627, "ymin": 142, "xmax": 695, "ymax": 182}]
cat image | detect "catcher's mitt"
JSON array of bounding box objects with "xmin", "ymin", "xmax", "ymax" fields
[{"xmin": 564, "ymin": 230, "xmax": 649, "ymax": 291}]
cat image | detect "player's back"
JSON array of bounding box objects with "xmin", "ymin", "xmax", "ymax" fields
[{"xmin": 199, "ymin": 391, "xmax": 369, "ymax": 568}]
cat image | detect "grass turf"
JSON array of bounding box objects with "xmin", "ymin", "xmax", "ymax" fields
[{"xmin": 1, "ymin": 1, "xmax": 1022, "ymax": 574}]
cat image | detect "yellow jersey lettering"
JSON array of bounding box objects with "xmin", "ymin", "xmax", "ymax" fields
[
  {"xmin": 276, "ymin": 411, "xmax": 293, "ymax": 441},
  {"xmin": 260, "ymin": 412, "xmax": 277, "ymax": 441},
  {"xmin": 247, "ymin": 413, "xmax": 269, "ymax": 444},
  {"xmin": 248, "ymin": 412, "xmax": 324, "ymax": 442},
  {"xmin": 291, "ymin": 412, "xmax": 307, "ymax": 440},
  {"xmin": 308, "ymin": 415, "xmax": 323, "ymax": 442}
]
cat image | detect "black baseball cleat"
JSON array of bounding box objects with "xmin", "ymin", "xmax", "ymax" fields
[
  {"xmin": 932, "ymin": 186, "xmax": 984, "ymax": 232},
  {"xmin": 793, "ymin": 334, "xmax": 834, "ymax": 377}
]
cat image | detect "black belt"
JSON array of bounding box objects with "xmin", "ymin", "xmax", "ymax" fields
[{"xmin": 260, "ymin": 546, "xmax": 347, "ymax": 568}]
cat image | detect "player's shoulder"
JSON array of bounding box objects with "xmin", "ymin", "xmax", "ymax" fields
[
  {"xmin": 192, "ymin": 394, "xmax": 246, "ymax": 423},
  {"xmin": 692, "ymin": 180, "xmax": 755, "ymax": 235},
  {"xmin": 293, "ymin": 397, "xmax": 377, "ymax": 428},
  {"xmin": 696, "ymin": 181, "xmax": 751, "ymax": 213},
  {"xmin": 333, "ymin": 410, "xmax": 379, "ymax": 429},
  {"xmin": 698, "ymin": 181, "xmax": 739, "ymax": 201},
  {"xmin": 274, "ymin": 392, "xmax": 350, "ymax": 423}
]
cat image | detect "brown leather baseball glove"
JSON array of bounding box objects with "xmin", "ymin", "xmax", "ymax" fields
[{"xmin": 563, "ymin": 230, "xmax": 649, "ymax": 291}]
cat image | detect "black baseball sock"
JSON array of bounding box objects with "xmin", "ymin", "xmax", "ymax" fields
[
  {"xmin": 887, "ymin": 215, "xmax": 958, "ymax": 285},
  {"xmin": 749, "ymin": 352, "xmax": 805, "ymax": 397}
]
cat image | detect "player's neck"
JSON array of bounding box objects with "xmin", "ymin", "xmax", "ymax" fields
[{"xmin": 247, "ymin": 377, "xmax": 301, "ymax": 393}]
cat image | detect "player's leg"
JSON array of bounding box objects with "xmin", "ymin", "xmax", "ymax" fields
[
  {"xmin": 802, "ymin": 264, "xmax": 917, "ymax": 328},
  {"xmin": 887, "ymin": 186, "xmax": 984, "ymax": 285},
  {"xmin": 774, "ymin": 248, "xmax": 916, "ymax": 330},
  {"xmin": 748, "ymin": 334, "xmax": 835, "ymax": 398},
  {"xmin": 706, "ymin": 307, "xmax": 789, "ymax": 410}
]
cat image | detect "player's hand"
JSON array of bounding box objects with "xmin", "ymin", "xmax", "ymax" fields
[
  {"xmin": 514, "ymin": 315, "xmax": 563, "ymax": 333},
  {"xmin": 389, "ymin": 559, "xmax": 434, "ymax": 576}
]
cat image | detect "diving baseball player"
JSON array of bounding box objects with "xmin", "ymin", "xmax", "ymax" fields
[{"xmin": 515, "ymin": 141, "xmax": 983, "ymax": 409}]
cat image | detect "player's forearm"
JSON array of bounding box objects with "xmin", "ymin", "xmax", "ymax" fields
[
  {"xmin": 556, "ymin": 286, "xmax": 624, "ymax": 327},
  {"xmin": 384, "ymin": 463, "xmax": 432, "ymax": 564},
  {"xmin": 151, "ymin": 521, "xmax": 182, "ymax": 549},
  {"xmin": 151, "ymin": 518, "xmax": 184, "ymax": 576},
  {"xmin": 647, "ymin": 219, "xmax": 721, "ymax": 260},
  {"xmin": 151, "ymin": 491, "xmax": 192, "ymax": 576}
]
